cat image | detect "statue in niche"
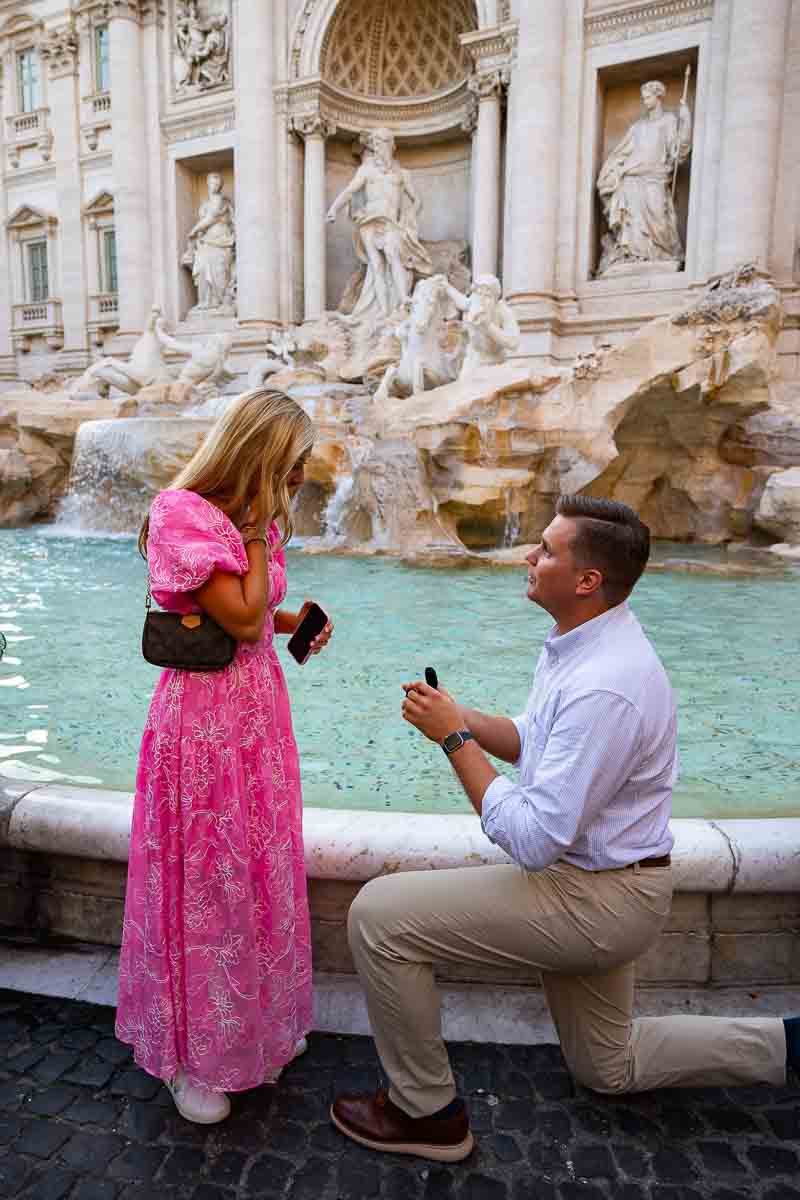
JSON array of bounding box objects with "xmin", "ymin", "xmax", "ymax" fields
[
  {"xmin": 175, "ymin": 1, "xmax": 231, "ymax": 95},
  {"xmin": 182, "ymin": 171, "xmax": 236, "ymax": 316},
  {"xmin": 444, "ymin": 275, "xmax": 520, "ymax": 377},
  {"xmin": 596, "ymin": 78, "xmax": 692, "ymax": 276},
  {"xmin": 326, "ymin": 127, "xmax": 433, "ymax": 323},
  {"xmin": 374, "ymin": 275, "xmax": 462, "ymax": 404}
]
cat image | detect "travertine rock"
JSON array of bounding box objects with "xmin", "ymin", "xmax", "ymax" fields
[
  {"xmin": 754, "ymin": 467, "xmax": 800, "ymax": 544},
  {"xmin": 319, "ymin": 276, "xmax": 787, "ymax": 555},
  {"xmin": 721, "ymin": 384, "xmax": 800, "ymax": 468},
  {"xmin": 0, "ymin": 389, "xmax": 136, "ymax": 526}
]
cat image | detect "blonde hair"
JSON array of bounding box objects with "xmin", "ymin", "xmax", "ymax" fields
[{"xmin": 138, "ymin": 387, "xmax": 315, "ymax": 558}]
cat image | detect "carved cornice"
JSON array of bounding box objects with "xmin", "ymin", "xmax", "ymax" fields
[
  {"xmin": 41, "ymin": 25, "xmax": 79, "ymax": 78},
  {"xmin": 286, "ymin": 76, "xmax": 475, "ymax": 140},
  {"xmin": 461, "ymin": 20, "xmax": 518, "ymax": 72},
  {"xmin": 585, "ymin": 0, "xmax": 713, "ymax": 48},
  {"xmin": 160, "ymin": 101, "xmax": 235, "ymax": 144},
  {"xmin": 75, "ymin": 0, "xmax": 112, "ymax": 25},
  {"xmin": 107, "ymin": 0, "xmax": 165, "ymax": 25},
  {"xmin": 290, "ymin": 114, "xmax": 337, "ymax": 140},
  {"xmin": 0, "ymin": 14, "xmax": 45, "ymax": 50}
]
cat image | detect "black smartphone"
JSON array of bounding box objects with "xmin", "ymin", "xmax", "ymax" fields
[
  {"xmin": 287, "ymin": 603, "xmax": 329, "ymax": 665},
  {"xmin": 425, "ymin": 667, "xmax": 439, "ymax": 689}
]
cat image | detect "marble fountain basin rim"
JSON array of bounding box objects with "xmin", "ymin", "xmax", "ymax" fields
[{"xmin": 1, "ymin": 780, "xmax": 798, "ymax": 895}]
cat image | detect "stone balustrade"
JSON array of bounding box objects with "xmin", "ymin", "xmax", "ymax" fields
[
  {"xmin": 87, "ymin": 292, "xmax": 120, "ymax": 345},
  {"xmin": 5, "ymin": 108, "xmax": 53, "ymax": 167},
  {"xmin": 11, "ymin": 299, "xmax": 63, "ymax": 351}
]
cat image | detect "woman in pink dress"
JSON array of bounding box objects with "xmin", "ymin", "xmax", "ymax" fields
[{"xmin": 116, "ymin": 388, "xmax": 332, "ymax": 1124}]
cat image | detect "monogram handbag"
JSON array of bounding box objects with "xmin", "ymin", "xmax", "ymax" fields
[{"xmin": 142, "ymin": 585, "xmax": 236, "ymax": 672}]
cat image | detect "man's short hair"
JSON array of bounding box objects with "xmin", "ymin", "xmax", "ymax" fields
[{"xmin": 555, "ymin": 495, "xmax": 650, "ymax": 605}]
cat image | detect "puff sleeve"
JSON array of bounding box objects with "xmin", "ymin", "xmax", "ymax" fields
[{"xmin": 147, "ymin": 489, "xmax": 249, "ymax": 613}]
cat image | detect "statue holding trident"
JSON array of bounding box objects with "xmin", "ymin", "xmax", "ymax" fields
[{"xmin": 597, "ymin": 69, "xmax": 693, "ymax": 275}]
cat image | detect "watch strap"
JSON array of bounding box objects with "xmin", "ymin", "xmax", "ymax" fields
[{"xmin": 441, "ymin": 729, "xmax": 475, "ymax": 756}]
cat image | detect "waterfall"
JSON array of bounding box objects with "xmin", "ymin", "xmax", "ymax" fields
[
  {"xmin": 321, "ymin": 437, "xmax": 372, "ymax": 543},
  {"xmin": 322, "ymin": 473, "xmax": 356, "ymax": 540},
  {"xmin": 502, "ymin": 490, "xmax": 521, "ymax": 548},
  {"xmin": 56, "ymin": 416, "xmax": 214, "ymax": 535}
]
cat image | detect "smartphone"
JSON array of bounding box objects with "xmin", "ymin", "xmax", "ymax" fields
[{"xmin": 287, "ymin": 603, "xmax": 329, "ymax": 665}]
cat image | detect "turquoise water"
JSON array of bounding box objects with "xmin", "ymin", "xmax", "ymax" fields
[{"xmin": 1, "ymin": 528, "xmax": 798, "ymax": 817}]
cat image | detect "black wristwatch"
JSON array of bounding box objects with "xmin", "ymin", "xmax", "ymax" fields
[{"xmin": 441, "ymin": 729, "xmax": 475, "ymax": 756}]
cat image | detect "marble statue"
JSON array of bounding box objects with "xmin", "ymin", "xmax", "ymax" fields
[
  {"xmin": 597, "ymin": 77, "xmax": 693, "ymax": 276},
  {"xmin": 374, "ymin": 275, "xmax": 460, "ymax": 404},
  {"xmin": 154, "ymin": 319, "xmax": 235, "ymax": 390},
  {"xmin": 68, "ymin": 306, "xmax": 171, "ymax": 397},
  {"xmin": 247, "ymin": 330, "xmax": 298, "ymax": 389},
  {"xmin": 175, "ymin": 2, "xmax": 231, "ymax": 94},
  {"xmin": 327, "ymin": 128, "xmax": 433, "ymax": 322},
  {"xmin": 444, "ymin": 275, "xmax": 520, "ymax": 377},
  {"xmin": 183, "ymin": 172, "xmax": 236, "ymax": 314}
]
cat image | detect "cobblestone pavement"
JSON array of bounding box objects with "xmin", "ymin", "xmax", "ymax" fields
[{"xmin": 0, "ymin": 990, "xmax": 798, "ymax": 1200}]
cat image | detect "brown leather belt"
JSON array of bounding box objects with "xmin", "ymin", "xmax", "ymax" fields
[{"xmin": 625, "ymin": 854, "xmax": 671, "ymax": 870}]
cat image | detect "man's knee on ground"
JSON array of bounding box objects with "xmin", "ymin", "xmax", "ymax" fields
[{"xmin": 563, "ymin": 1048, "xmax": 630, "ymax": 1095}]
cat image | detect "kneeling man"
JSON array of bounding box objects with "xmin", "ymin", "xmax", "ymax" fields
[{"xmin": 331, "ymin": 495, "xmax": 795, "ymax": 1162}]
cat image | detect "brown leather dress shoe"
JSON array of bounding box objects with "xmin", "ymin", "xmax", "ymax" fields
[{"xmin": 330, "ymin": 1089, "xmax": 474, "ymax": 1162}]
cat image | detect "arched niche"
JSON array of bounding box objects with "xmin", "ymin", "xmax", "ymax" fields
[{"xmin": 290, "ymin": 0, "xmax": 487, "ymax": 85}]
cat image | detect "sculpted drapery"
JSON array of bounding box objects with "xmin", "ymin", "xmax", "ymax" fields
[{"xmin": 597, "ymin": 80, "xmax": 692, "ymax": 275}]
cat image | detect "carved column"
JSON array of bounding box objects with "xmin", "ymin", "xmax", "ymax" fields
[
  {"xmin": 504, "ymin": 0, "xmax": 565, "ymax": 312},
  {"xmin": 236, "ymin": 1, "xmax": 278, "ymax": 328},
  {"xmin": 141, "ymin": 4, "xmax": 166, "ymax": 314},
  {"xmin": 295, "ymin": 116, "xmax": 336, "ymax": 322},
  {"xmin": 41, "ymin": 24, "xmax": 87, "ymax": 362},
  {"xmin": 108, "ymin": 2, "xmax": 152, "ymax": 335},
  {"xmin": 715, "ymin": 0, "xmax": 791, "ymax": 274},
  {"xmin": 469, "ymin": 71, "xmax": 506, "ymax": 279}
]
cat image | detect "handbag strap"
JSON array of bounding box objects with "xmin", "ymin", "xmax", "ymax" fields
[{"xmin": 145, "ymin": 580, "xmax": 152, "ymax": 612}]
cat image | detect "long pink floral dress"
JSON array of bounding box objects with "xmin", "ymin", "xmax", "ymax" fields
[{"xmin": 116, "ymin": 489, "xmax": 312, "ymax": 1092}]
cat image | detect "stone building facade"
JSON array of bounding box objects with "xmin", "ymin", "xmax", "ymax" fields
[{"xmin": 0, "ymin": 0, "xmax": 797, "ymax": 389}]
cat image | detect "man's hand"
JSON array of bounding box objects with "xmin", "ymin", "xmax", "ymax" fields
[{"xmin": 402, "ymin": 681, "xmax": 463, "ymax": 743}]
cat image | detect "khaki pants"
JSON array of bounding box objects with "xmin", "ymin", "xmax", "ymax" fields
[{"xmin": 347, "ymin": 862, "xmax": 786, "ymax": 1119}]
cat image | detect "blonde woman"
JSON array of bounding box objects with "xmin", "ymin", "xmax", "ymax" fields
[{"xmin": 116, "ymin": 389, "xmax": 332, "ymax": 1124}]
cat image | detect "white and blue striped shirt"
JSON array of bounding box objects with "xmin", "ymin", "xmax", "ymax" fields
[{"xmin": 481, "ymin": 602, "xmax": 677, "ymax": 872}]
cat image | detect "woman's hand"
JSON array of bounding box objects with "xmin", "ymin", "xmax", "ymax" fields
[
  {"xmin": 275, "ymin": 601, "xmax": 334, "ymax": 654},
  {"xmin": 301, "ymin": 598, "xmax": 333, "ymax": 656},
  {"xmin": 308, "ymin": 617, "xmax": 334, "ymax": 656},
  {"xmin": 401, "ymin": 681, "xmax": 463, "ymax": 743}
]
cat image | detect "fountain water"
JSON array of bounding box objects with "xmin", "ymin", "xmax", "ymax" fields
[{"xmin": 56, "ymin": 416, "xmax": 214, "ymax": 534}]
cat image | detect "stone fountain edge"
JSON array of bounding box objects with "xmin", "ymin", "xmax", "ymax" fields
[
  {"xmin": 1, "ymin": 782, "xmax": 798, "ymax": 1037},
  {"xmin": 1, "ymin": 780, "xmax": 798, "ymax": 893}
]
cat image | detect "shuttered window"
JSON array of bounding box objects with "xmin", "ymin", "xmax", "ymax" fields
[
  {"xmin": 18, "ymin": 50, "xmax": 41, "ymax": 113},
  {"xmin": 28, "ymin": 241, "xmax": 49, "ymax": 302}
]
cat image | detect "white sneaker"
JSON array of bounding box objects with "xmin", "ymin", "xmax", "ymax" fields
[
  {"xmin": 292, "ymin": 1037, "xmax": 308, "ymax": 1060},
  {"xmin": 166, "ymin": 1069, "xmax": 231, "ymax": 1124},
  {"xmin": 271, "ymin": 1037, "xmax": 309, "ymax": 1083}
]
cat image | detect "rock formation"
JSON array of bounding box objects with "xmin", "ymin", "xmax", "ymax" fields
[
  {"xmin": 2, "ymin": 270, "xmax": 799, "ymax": 564},
  {"xmin": 755, "ymin": 467, "xmax": 800, "ymax": 556},
  {"xmin": 310, "ymin": 271, "xmax": 797, "ymax": 558}
]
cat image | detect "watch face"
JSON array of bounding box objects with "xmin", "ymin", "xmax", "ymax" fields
[{"xmin": 443, "ymin": 732, "xmax": 463, "ymax": 754}]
